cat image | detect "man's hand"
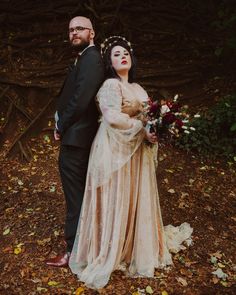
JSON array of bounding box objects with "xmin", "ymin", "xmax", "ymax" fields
[{"xmin": 54, "ymin": 129, "xmax": 61, "ymax": 141}]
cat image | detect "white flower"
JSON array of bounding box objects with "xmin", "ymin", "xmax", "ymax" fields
[
  {"xmin": 184, "ymin": 130, "xmax": 190, "ymax": 134},
  {"xmin": 194, "ymin": 114, "xmax": 201, "ymax": 118},
  {"xmin": 190, "ymin": 127, "xmax": 196, "ymax": 131},
  {"xmin": 160, "ymin": 105, "xmax": 170, "ymax": 115},
  {"xmin": 182, "ymin": 126, "xmax": 188, "ymax": 129},
  {"xmin": 175, "ymin": 112, "xmax": 179, "ymax": 116},
  {"xmin": 182, "ymin": 119, "xmax": 189, "ymax": 123},
  {"xmin": 174, "ymin": 94, "xmax": 179, "ymax": 101}
]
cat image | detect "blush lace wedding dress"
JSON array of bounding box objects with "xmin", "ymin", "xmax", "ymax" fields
[{"xmin": 69, "ymin": 79, "xmax": 193, "ymax": 289}]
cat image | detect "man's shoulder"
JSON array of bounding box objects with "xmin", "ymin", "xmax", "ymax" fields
[
  {"xmin": 79, "ymin": 47, "xmax": 102, "ymax": 66},
  {"xmin": 82, "ymin": 46, "xmax": 101, "ymax": 58}
]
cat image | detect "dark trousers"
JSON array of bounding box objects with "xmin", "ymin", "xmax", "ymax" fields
[{"xmin": 59, "ymin": 145, "xmax": 90, "ymax": 252}]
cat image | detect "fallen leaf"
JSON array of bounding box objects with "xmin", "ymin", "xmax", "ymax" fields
[
  {"xmin": 161, "ymin": 291, "xmax": 168, "ymax": 295},
  {"xmin": 44, "ymin": 135, "xmax": 50, "ymax": 143},
  {"xmin": 54, "ymin": 230, "xmax": 60, "ymax": 237},
  {"xmin": 145, "ymin": 285, "xmax": 154, "ymax": 294},
  {"xmin": 14, "ymin": 247, "xmax": 22, "ymax": 255},
  {"xmin": 37, "ymin": 287, "xmax": 48, "ymax": 292},
  {"xmin": 49, "ymin": 185, "xmax": 56, "ymax": 193},
  {"xmin": 2, "ymin": 246, "xmax": 12, "ymax": 253},
  {"xmin": 210, "ymin": 251, "xmax": 222, "ymax": 259},
  {"xmin": 178, "ymin": 201, "xmax": 189, "ymax": 208},
  {"xmin": 48, "ymin": 281, "xmax": 59, "ymax": 286},
  {"xmin": 75, "ymin": 287, "xmax": 85, "ymax": 295},
  {"xmin": 165, "ymin": 169, "xmax": 174, "ymax": 173},
  {"xmin": 18, "ymin": 179, "xmax": 24, "ymax": 186},
  {"xmin": 212, "ymin": 277, "xmax": 219, "ymax": 284},
  {"xmin": 176, "ymin": 277, "xmax": 188, "ymax": 286},
  {"xmin": 220, "ymin": 280, "xmax": 228, "ymax": 287},
  {"xmin": 41, "ymin": 276, "xmax": 49, "ymax": 283},
  {"xmin": 180, "ymin": 268, "xmax": 193, "ymax": 277},
  {"xmin": 3, "ymin": 228, "xmax": 10, "ymax": 235},
  {"xmin": 210, "ymin": 256, "xmax": 217, "ymax": 264},
  {"xmin": 212, "ymin": 268, "xmax": 228, "ymax": 280},
  {"xmin": 218, "ymin": 262, "xmax": 226, "ymax": 268},
  {"xmin": 37, "ymin": 237, "xmax": 51, "ymax": 246},
  {"xmin": 168, "ymin": 189, "xmax": 175, "ymax": 194},
  {"xmin": 32, "ymin": 278, "xmax": 41, "ymax": 283},
  {"xmin": 189, "ymin": 178, "xmax": 195, "ymax": 185},
  {"xmin": 5, "ymin": 207, "xmax": 14, "ymax": 213}
]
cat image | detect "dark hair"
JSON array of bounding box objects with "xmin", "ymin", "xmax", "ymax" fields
[{"xmin": 102, "ymin": 40, "xmax": 137, "ymax": 83}]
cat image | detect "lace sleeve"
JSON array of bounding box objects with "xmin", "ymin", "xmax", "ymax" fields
[{"xmin": 97, "ymin": 79, "xmax": 139, "ymax": 130}]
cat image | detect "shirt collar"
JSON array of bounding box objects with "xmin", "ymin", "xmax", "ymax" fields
[
  {"xmin": 79, "ymin": 44, "xmax": 95, "ymax": 56},
  {"xmin": 74, "ymin": 44, "xmax": 95, "ymax": 65}
]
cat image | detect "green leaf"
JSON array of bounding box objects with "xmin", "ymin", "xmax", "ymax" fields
[
  {"xmin": 230, "ymin": 123, "xmax": 236, "ymax": 131},
  {"xmin": 215, "ymin": 47, "xmax": 223, "ymax": 56}
]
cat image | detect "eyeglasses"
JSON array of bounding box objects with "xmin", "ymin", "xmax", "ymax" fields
[{"xmin": 69, "ymin": 26, "xmax": 91, "ymax": 33}]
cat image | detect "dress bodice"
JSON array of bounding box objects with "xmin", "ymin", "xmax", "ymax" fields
[{"xmin": 97, "ymin": 79, "xmax": 148, "ymax": 127}]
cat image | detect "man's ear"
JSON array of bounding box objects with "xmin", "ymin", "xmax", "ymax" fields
[{"xmin": 90, "ymin": 30, "xmax": 95, "ymax": 39}]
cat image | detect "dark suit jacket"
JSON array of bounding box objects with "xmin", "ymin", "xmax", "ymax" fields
[{"xmin": 57, "ymin": 46, "xmax": 104, "ymax": 148}]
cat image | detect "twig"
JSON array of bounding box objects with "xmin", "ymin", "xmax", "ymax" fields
[
  {"xmin": 1, "ymin": 102, "xmax": 13, "ymax": 131},
  {"xmin": 6, "ymin": 94, "xmax": 33, "ymax": 121},
  {"xmin": 0, "ymin": 86, "xmax": 10, "ymax": 101},
  {"xmin": 6, "ymin": 96, "xmax": 54, "ymax": 157},
  {"xmin": 0, "ymin": 77, "xmax": 60, "ymax": 89},
  {"xmin": 18, "ymin": 140, "xmax": 31, "ymax": 162}
]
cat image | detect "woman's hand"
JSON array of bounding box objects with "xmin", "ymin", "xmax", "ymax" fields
[{"xmin": 145, "ymin": 129, "xmax": 157, "ymax": 144}]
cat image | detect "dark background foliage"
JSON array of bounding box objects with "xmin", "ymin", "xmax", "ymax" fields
[{"xmin": 0, "ymin": 0, "xmax": 235, "ymax": 157}]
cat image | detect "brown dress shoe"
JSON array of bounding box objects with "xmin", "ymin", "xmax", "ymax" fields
[{"xmin": 46, "ymin": 252, "xmax": 70, "ymax": 267}]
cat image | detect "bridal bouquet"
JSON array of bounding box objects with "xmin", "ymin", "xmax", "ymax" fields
[{"xmin": 143, "ymin": 95, "xmax": 198, "ymax": 140}]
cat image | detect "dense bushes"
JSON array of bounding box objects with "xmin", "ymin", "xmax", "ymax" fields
[{"xmin": 176, "ymin": 94, "xmax": 236, "ymax": 161}]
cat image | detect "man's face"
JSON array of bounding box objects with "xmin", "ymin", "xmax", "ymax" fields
[{"xmin": 69, "ymin": 18, "xmax": 93, "ymax": 51}]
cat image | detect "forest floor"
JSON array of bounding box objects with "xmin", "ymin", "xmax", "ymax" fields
[{"xmin": 0, "ymin": 132, "xmax": 235, "ymax": 295}]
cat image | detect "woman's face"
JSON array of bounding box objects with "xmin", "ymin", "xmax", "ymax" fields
[{"xmin": 111, "ymin": 45, "xmax": 132, "ymax": 74}]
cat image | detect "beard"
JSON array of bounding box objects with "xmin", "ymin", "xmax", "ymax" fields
[{"xmin": 70, "ymin": 37, "xmax": 90, "ymax": 52}]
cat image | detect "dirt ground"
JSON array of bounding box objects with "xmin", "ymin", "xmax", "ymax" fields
[{"xmin": 0, "ymin": 133, "xmax": 235, "ymax": 295}]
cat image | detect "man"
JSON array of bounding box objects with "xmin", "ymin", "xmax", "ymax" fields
[{"xmin": 46, "ymin": 16, "xmax": 104, "ymax": 267}]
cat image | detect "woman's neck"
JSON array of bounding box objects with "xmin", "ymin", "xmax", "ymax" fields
[{"xmin": 117, "ymin": 71, "xmax": 129, "ymax": 83}]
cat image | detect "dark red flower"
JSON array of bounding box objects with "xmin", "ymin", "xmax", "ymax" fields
[
  {"xmin": 149, "ymin": 101, "xmax": 159, "ymax": 114},
  {"xmin": 175, "ymin": 118, "xmax": 184, "ymax": 129},
  {"xmin": 162, "ymin": 112, "xmax": 176, "ymax": 124},
  {"xmin": 171, "ymin": 102, "xmax": 181, "ymax": 112}
]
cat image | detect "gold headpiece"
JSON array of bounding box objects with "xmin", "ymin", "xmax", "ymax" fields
[{"xmin": 100, "ymin": 36, "xmax": 133, "ymax": 57}]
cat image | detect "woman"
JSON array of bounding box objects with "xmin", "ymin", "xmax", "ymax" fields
[{"xmin": 69, "ymin": 36, "xmax": 192, "ymax": 289}]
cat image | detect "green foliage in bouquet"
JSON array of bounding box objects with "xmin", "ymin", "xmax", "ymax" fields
[{"xmin": 176, "ymin": 94, "xmax": 236, "ymax": 160}]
